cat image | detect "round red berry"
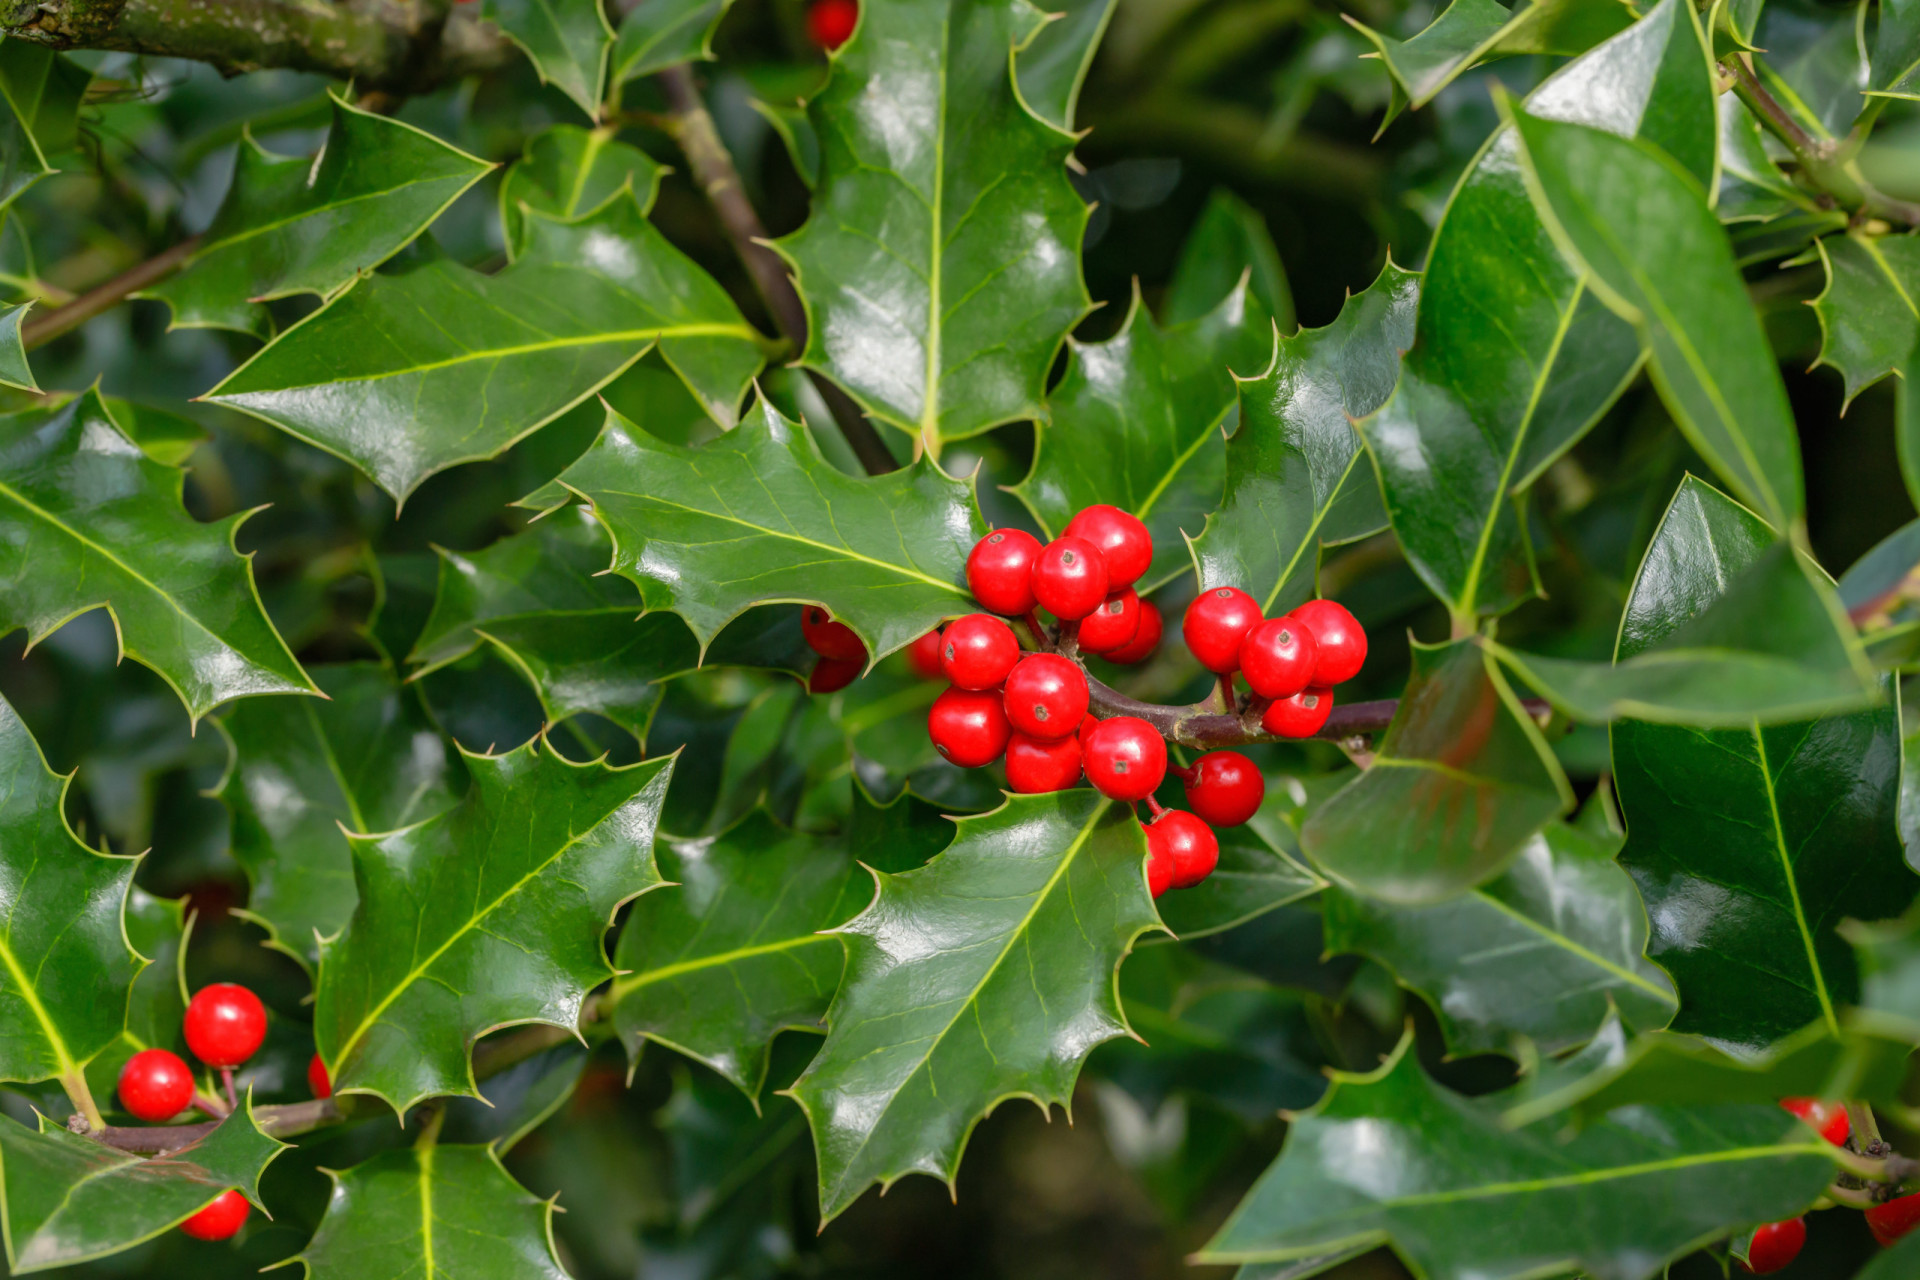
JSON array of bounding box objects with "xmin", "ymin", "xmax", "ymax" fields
[
  {"xmin": 1183, "ymin": 587, "xmax": 1262, "ymax": 674},
  {"xmin": 1262, "ymin": 686, "xmax": 1333, "ymax": 739},
  {"xmin": 1780, "ymin": 1096, "xmax": 1849, "ymax": 1146},
  {"xmin": 809, "ymin": 656, "xmax": 863, "ymax": 693},
  {"xmin": 928, "ymin": 686, "xmax": 1011, "ymax": 768},
  {"xmin": 1031, "ymin": 536, "xmax": 1109, "ymax": 621},
  {"xmin": 806, "ymin": 0, "xmax": 858, "ymax": 49},
  {"xmin": 1078, "ymin": 589, "xmax": 1140, "ymax": 654},
  {"xmin": 1292, "ymin": 598, "xmax": 1367, "ymax": 685},
  {"xmin": 180, "ymin": 1189, "xmax": 250, "ymax": 1241},
  {"xmin": 1002, "ymin": 654, "xmax": 1089, "ymax": 740},
  {"xmin": 1083, "ymin": 716, "xmax": 1167, "ymax": 802},
  {"xmin": 1869, "ymin": 1190, "xmax": 1920, "ymax": 1245},
  {"xmin": 1183, "ymin": 751, "xmax": 1264, "ymax": 827},
  {"xmin": 1737, "ymin": 1217, "xmax": 1805, "ymax": 1274},
  {"xmin": 1240, "ymin": 616, "xmax": 1319, "ymax": 699},
  {"xmin": 184, "ymin": 983, "xmax": 267, "ymax": 1068},
  {"xmin": 801, "ymin": 606, "xmax": 865, "ymax": 661},
  {"xmin": 308, "ymin": 1053, "xmax": 332, "ymax": 1100},
  {"xmin": 1145, "ymin": 810, "xmax": 1218, "ymax": 890},
  {"xmin": 940, "ymin": 613, "xmax": 1019, "ymax": 690},
  {"xmin": 1104, "ymin": 600, "xmax": 1163, "ymax": 665},
  {"xmin": 1006, "ymin": 732, "xmax": 1083, "ymax": 793},
  {"xmin": 1063, "ymin": 505, "xmax": 1153, "ymax": 588},
  {"xmin": 117, "ymin": 1047, "xmax": 194, "ymax": 1122},
  {"xmin": 1077, "ymin": 714, "xmax": 1100, "ymax": 746},
  {"xmin": 1145, "ymin": 835, "xmax": 1176, "ymax": 898},
  {"xmin": 907, "ymin": 628, "xmax": 945, "ymax": 679},
  {"xmin": 966, "ymin": 529, "xmax": 1042, "ymax": 616}
]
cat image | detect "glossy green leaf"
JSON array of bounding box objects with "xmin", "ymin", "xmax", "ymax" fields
[
  {"xmin": 500, "ymin": 123, "xmax": 663, "ymax": 259},
  {"xmin": 1300, "ymin": 639, "xmax": 1572, "ymax": 905},
  {"xmin": 1507, "ymin": 97, "xmax": 1805, "ymax": 530},
  {"xmin": 1188, "ymin": 260, "xmax": 1417, "ymax": 613},
  {"xmin": 0, "ymin": 388, "xmax": 315, "ymax": 721},
  {"xmin": 1014, "ymin": 0, "xmax": 1114, "ymax": 132},
  {"xmin": 1810, "ymin": 230, "xmax": 1920, "ymax": 408},
  {"xmin": 789, "ymin": 789, "xmax": 1160, "ymax": 1221},
  {"xmin": 1873, "ymin": 0, "xmax": 1920, "ymax": 98},
  {"xmin": 142, "ymin": 96, "xmax": 491, "ymax": 337},
  {"xmin": 1860, "ymin": 1228, "xmax": 1920, "ymax": 1279},
  {"xmin": 775, "ymin": 0, "xmax": 1091, "ymax": 455},
  {"xmin": 0, "ymin": 300, "xmax": 33, "ymax": 392},
  {"xmin": 207, "ymin": 193, "xmax": 764, "ymax": 502},
  {"xmin": 1845, "ymin": 908, "xmax": 1920, "ymax": 1040},
  {"xmin": 1153, "ymin": 785, "xmax": 1326, "ymax": 940},
  {"xmin": 1164, "ymin": 188, "xmax": 1294, "ymax": 332},
  {"xmin": 1718, "ymin": 95, "xmax": 1820, "ymax": 225},
  {"xmin": 102, "ymin": 398, "xmax": 205, "ymax": 467},
  {"xmin": 752, "ymin": 97, "xmax": 819, "ymax": 188},
  {"xmin": 612, "ymin": 0, "xmax": 735, "ymax": 84},
  {"xmin": 483, "ymin": 612, "xmax": 698, "ymax": 740},
  {"xmin": 559, "ymin": 400, "xmax": 984, "ymax": 657},
  {"xmin": 0, "ymin": 43, "xmax": 83, "ymax": 214},
  {"xmin": 219, "ymin": 662, "xmax": 465, "ymax": 970},
  {"xmin": 0, "ymin": 1104, "xmax": 285, "ymax": 1274},
  {"xmin": 296, "ymin": 1143, "xmax": 566, "ymax": 1280},
  {"xmin": 1323, "ymin": 821, "xmax": 1676, "ymax": 1057},
  {"xmin": 313, "ymin": 738, "xmax": 673, "ymax": 1112},
  {"xmin": 86, "ymin": 887, "xmax": 188, "ymax": 1101},
  {"xmin": 1010, "ymin": 281, "xmax": 1272, "ymax": 591},
  {"xmin": 1197, "ymin": 1036, "xmax": 1837, "ymax": 1275},
  {"xmin": 482, "ymin": 0, "xmax": 613, "ymax": 118}
]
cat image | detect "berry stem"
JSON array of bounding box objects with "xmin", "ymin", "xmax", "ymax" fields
[
  {"xmin": 1144, "ymin": 796, "xmax": 1166, "ymax": 818},
  {"xmin": 220, "ymin": 1066, "xmax": 238, "ymax": 1110},
  {"xmin": 58, "ymin": 1068, "xmax": 104, "ymax": 1134},
  {"xmin": 1016, "ymin": 612, "xmax": 1049, "ymax": 651},
  {"xmin": 193, "ymin": 1090, "xmax": 232, "ymax": 1119}
]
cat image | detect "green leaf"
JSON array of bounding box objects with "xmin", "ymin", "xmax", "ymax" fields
[
  {"xmin": 1872, "ymin": 0, "xmax": 1920, "ymax": 98},
  {"xmin": 559, "ymin": 399, "xmax": 985, "ymax": 657},
  {"xmin": 0, "ymin": 388, "xmax": 316, "ymax": 722},
  {"xmin": 483, "ymin": 611, "xmax": 699, "ymax": 740},
  {"xmin": 1844, "ymin": 908, "xmax": 1920, "ymax": 1041},
  {"xmin": 141, "ymin": 95, "xmax": 491, "ymax": 337},
  {"xmin": 1013, "ymin": 0, "xmax": 1115, "ymax": 132},
  {"xmin": 296, "ymin": 1143, "xmax": 567, "ymax": 1280},
  {"xmin": 1810, "ymin": 230, "xmax": 1920, "ymax": 408},
  {"xmin": 612, "ymin": 0, "xmax": 735, "ymax": 84},
  {"xmin": 1841, "ymin": 518, "xmax": 1920, "ymax": 668},
  {"xmin": 1152, "ymin": 786, "xmax": 1326, "ymax": 940},
  {"xmin": 0, "ymin": 43, "xmax": 85, "ymax": 214},
  {"xmin": 102, "ymin": 398, "xmax": 205, "ymax": 467},
  {"xmin": 1506, "ymin": 95, "xmax": 1806, "ymax": 530},
  {"xmin": 482, "ymin": 0, "xmax": 614, "ymax": 118},
  {"xmin": 1861, "ymin": 1228, "xmax": 1920, "ymax": 1280},
  {"xmin": 1188, "ymin": 260, "xmax": 1417, "ymax": 614},
  {"xmin": 751, "ymin": 97, "xmax": 819, "ymax": 188},
  {"xmin": 1009, "ymin": 282, "xmax": 1272, "ymax": 592},
  {"xmin": 0, "ymin": 300, "xmax": 34, "ymax": 392},
  {"xmin": 313, "ymin": 738, "xmax": 673, "ymax": 1112},
  {"xmin": 775, "ymin": 0, "xmax": 1091, "ymax": 455},
  {"xmin": 500, "ymin": 123, "xmax": 664, "ymax": 259},
  {"xmin": 1323, "ymin": 820, "xmax": 1676, "ymax": 1058},
  {"xmin": 85, "ymin": 887, "xmax": 188, "ymax": 1102},
  {"xmin": 206, "ymin": 193, "xmax": 764, "ymax": 502},
  {"xmin": 1196, "ymin": 1036, "xmax": 1837, "ymax": 1275},
  {"xmin": 1359, "ymin": 0, "xmax": 1715, "ymax": 622},
  {"xmin": 0, "ymin": 1104, "xmax": 286, "ymax": 1274},
  {"xmin": 789, "ymin": 789, "xmax": 1160, "ymax": 1221},
  {"xmin": 1164, "ymin": 188, "xmax": 1294, "ymax": 332},
  {"xmin": 1300, "ymin": 638, "xmax": 1572, "ymax": 905},
  {"xmin": 0, "ymin": 692, "xmax": 139, "ymax": 1088},
  {"xmin": 1718, "ymin": 95, "xmax": 1821, "ymax": 225},
  {"xmin": 219, "ymin": 662, "xmax": 465, "ymax": 970}
]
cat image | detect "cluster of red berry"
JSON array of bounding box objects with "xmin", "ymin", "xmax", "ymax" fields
[
  {"xmin": 113, "ymin": 983, "xmax": 331, "ymax": 1243},
  {"xmin": 1739, "ymin": 1099, "xmax": 1920, "ymax": 1270}
]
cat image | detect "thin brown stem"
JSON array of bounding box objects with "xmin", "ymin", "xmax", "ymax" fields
[
  {"xmin": 21, "ymin": 235, "xmax": 201, "ymax": 351},
  {"xmin": 1723, "ymin": 56, "xmax": 1920, "ymax": 226},
  {"xmin": 90, "ymin": 1096, "xmax": 343, "ymax": 1154}
]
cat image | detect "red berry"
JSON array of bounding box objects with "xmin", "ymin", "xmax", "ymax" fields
[
  {"xmin": 1240, "ymin": 616, "xmax": 1319, "ymax": 699},
  {"xmin": 928, "ymin": 687, "xmax": 1011, "ymax": 768},
  {"xmin": 1183, "ymin": 751, "xmax": 1264, "ymax": 827},
  {"xmin": 1780, "ymin": 1096, "xmax": 1849, "ymax": 1146},
  {"xmin": 1183, "ymin": 587, "xmax": 1262, "ymax": 674},
  {"xmin": 1002, "ymin": 654, "xmax": 1089, "ymax": 740},
  {"xmin": 1083, "ymin": 716, "xmax": 1167, "ymax": 802},
  {"xmin": 806, "ymin": 0, "xmax": 858, "ymax": 49},
  {"xmin": 1262, "ymin": 686, "xmax": 1333, "ymax": 739},
  {"xmin": 801, "ymin": 606, "xmax": 865, "ymax": 661},
  {"xmin": 1145, "ymin": 836, "xmax": 1176, "ymax": 898},
  {"xmin": 180, "ymin": 1189, "xmax": 249, "ymax": 1241},
  {"xmin": 1063, "ymin": 505, "xmax": 1153, "ymax": 588},
  {"xmin": 1031, "ymin": 536, "xmax": 1109, "ymax": 622},
  {"xmin": 908, "ymin": 629, "xmax": 945, "ymax": 679},
  {"xmin": 1145, "ymin": 809, "xmax": 1219, "ymax": 890},
  {"xmin": 1077, "ymin": 714, "xmax": 1100, "ymax": 746},
  {"xmin": 1006, "ymin": 733, "xmax": 1083, "ymax": 793},
  {"xmin": 117, "ymin": 1048, "xmax": 194, "ymax": 1122},
  {"xmin": 809, "ymin": 656, "xmax": 863, "ymax": 693},
  {"xmin": 1292, "ymin": 599, "xmax": 1367, "ymax": 685},
  {"xmin": 967, "ymin": 529, "xmax": 1042, "ymax": 616},
  {"xmin": 1078, "ymin": 589, "xmax": 1141, "ymax": 654},
  {"xmin": 308, "ymin": 1053, "xmax": 331, "ymax": 1100},
  {"xmin": 1737, "ymin": 1217, "xmax": 1805, "ymax": 1274},
  {"xmin": 1870, "ymin": 1191, "xmax": 1920, "ymax": 1245},
  {"xmin": 1104, "ymin": 600, "xmax": 1163, "ymax": 665},
  {"xmin": 184, "ymin": 983, "xmax": 267, "ymax": 1068},
  {"xmin": 940, "ymin": 613, "xmax": 1019, "ymax": 690}
]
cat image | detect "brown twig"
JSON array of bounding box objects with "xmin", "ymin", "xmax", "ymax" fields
[
  {"xmin": 20, "ymin": 235, "xmax": 201, "ymax": 351},
  {"xmin": 1722, "ymin": 57, "xmax": 1920, "ymax": 227},
  {"xmin": 89, "ymin": 1097, "xmax": 343, "ymax": 1154}
]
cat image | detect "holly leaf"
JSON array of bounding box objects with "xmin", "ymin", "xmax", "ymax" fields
[
  {"xmin": 612, "ymin": 0, "xmax": 736, "ymax": 84},
  {"xmin": 0, "ymin": 300, "xmax": 34, "ymax": 392},
  {"xmin": 500, "ymin": 123, "xmax": 664, "ymax": 258},
  {"xmin": 219, "ymin": 662, "xmax": 465, "ymax": 970},
  {"xmin": 85, "ymin": 888, "xmax": 189, "ymax": 1103},
  {"xmin": 1874, "ymin": 0, "xmax": 1920, "ymax": 100},
  {"xmin": 313, "ymin": 738, "xmax": 673, "ymax": 1113},
  {"xmin": 483, "ymin": 611, "xmax": 699, "ymax": 740},
  {"xmin": 1197, "ymin": 1036, "xmax": 1838, "ymax": 1276},
  {"xmin": 1861, "ymin": 1230, "xmax": 1920, "ymax": 1280},
  {"xmin": 1164, "ymin": 188, "xmax": 1293, "ymax": 331},
  {"xmin": 1323, "ymin": 821, "xmax": 1675, "ymax": 1058},
  {"xmin": 295, "ymin": 1143, "xmax": 567, "ymax": 1280},
  {"xmin": 206, "ymin": 192, "xmax": 764, "ymax": 502},
  {"xmin": 141, "ymin": 95, "xmax": 491, "ymax": 337},
  {"xmin": 0, "ymin": 1104, "xmax": 286, "ymax": 1274},
  {"xmin": 789, "ymin": 789, "xmax": 1160, "ymax": 1221},
  {"xmin": 482, "ymin": 0, "xmax": 614, "ymax": 118},
  {"xmin": 1188, "ymin": 260, "xmax": 1417, "ymax": 614},
  {"xmin": 1010, "ymin": 282, "xmax": 1272, "ymax": 592},
  {"xmin": 1359, "ymin": 0, "xmax": 1712, "ymax": 622},
  {"xmin": 0, "ymin": 43, "xmax": 85, "ymax": 214},
  {"xmin": 559, "ymin": 399, "xmax": 985, "ymax": 657},
  {"xmin": 1013, "ymin": 0, "xmax": 1114, "ymax": 131},
  {"xmin": 774, "ymin": 0, "xmax": 1091, "ymax": 455},
  {"xmin": 1719, "ymin": 95, "xmax": 1823, "ymax": 225},
  {"xmin": 1810, "ymin": 230, "xmax": 1920, "ymax": 408},
  {"xmin": 1300, "ymin": 638, "xmax": 1572, "ymax": 905}
]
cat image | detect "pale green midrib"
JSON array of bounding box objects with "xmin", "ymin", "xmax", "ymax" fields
[
  {"xmin": 820, "ymin": 800, "xmax": 1110, "ymax": 1201},
  {"xmin": 417, "ymin": 1143, "xmax": 436, "ymax": 1278},
  {"xmin": 1259, "ymin": 449, "xmax": 1361, "ymax": 615},
  {"xmin": 1133, "ymin": 399, "xmax": 1233, "ymax": 524},
  {"xmin": 1471, "ymin": 885, "xmax": 1676, "ymax": 1003},
  {"xmin": 300, "ymin": 698, "xmax": 368, "ymax": 833},
  {"xmin": 1860, "ymin": 236, "xmax": 1920, "ymax": 321},
  {"xmin": 0, "ymin": 929, "xmax": 77, "ymax": 1076},
  {"xmin": 610, "ymin": 933, "xmax": 832, "ymax": 1000},
  {"xmin": 915, "ymin": 20, "xmax": 951, "ymax": 449},
  {"xmin": 194, "ymin": 169, "xmax": 481, "ymax": 260},
  {"xmin": 561, "ymin": 131, "xmax": 608, "ymax": 218},
  {"xmin": 1750, "ymin": 723, "xmax": 1840, "ymax": 1035}
]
